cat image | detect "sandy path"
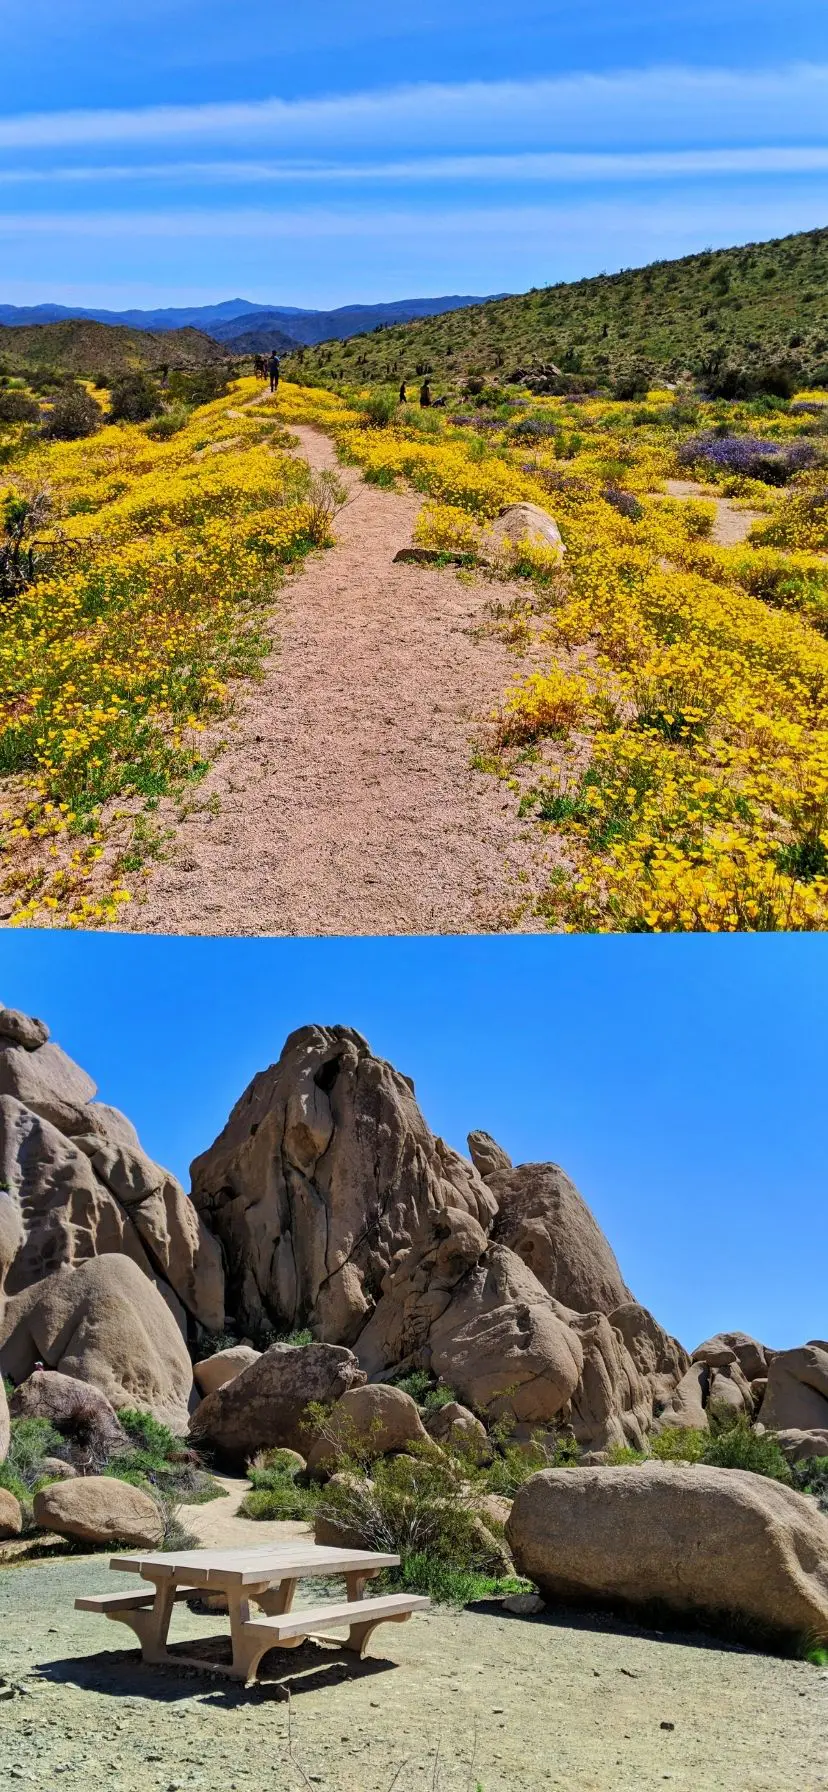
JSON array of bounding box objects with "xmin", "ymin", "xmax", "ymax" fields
[
  {"xmin": 664, "ymin": 478, "xmax": 764, "ymax": 545},
  {"xmin": 3, "ymin": 1554, "xmax": 826, "ymax": 1792},
  {"xmin": 180, "ymin": 1475, "xmax": 310, "ymax": 1549},
  {"xmin": 124, "ymin": 426, "xmax": 543, "ymax": 935}
]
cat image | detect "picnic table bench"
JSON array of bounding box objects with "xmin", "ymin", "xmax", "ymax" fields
[{"xmin": 75, "ymin": 1543, "xmax": 429, "ymax": 1685}]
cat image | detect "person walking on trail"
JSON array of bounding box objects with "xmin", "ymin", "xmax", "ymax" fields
[
  {"xmin": 268, "ymin": 351, "xmax": 281, "ymax": 393},
  {"xmin": 420, "ymin": 378, "xmax": 431, "ymax": 407},
  {"xmin": 399, "ymin": 380, "xmax": 407, "ymax": 403}
]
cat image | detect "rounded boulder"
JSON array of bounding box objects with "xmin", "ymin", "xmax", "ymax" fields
[{"xmin": 33, "ymin": 1475, "xmax": 163, "ymax": 1547}]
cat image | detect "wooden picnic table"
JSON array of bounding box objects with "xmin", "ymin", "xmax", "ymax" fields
[{"xmin": 75, "ymin": 1542, "xmax": 429, "ymax": 1685}]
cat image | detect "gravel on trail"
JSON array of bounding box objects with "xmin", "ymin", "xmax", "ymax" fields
[
  {"xmin": 122, "ymin": 423, "xmax": 550, "ymax": 936},
  {"xmin": 1, "ymin": 1548, "xmax": 826, "ymax": 1792}
]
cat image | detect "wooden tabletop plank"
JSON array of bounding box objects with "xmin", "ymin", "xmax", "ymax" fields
[{"xmin": 110, "ymin": 1544, "xmax": 401, "ymax": 1585}]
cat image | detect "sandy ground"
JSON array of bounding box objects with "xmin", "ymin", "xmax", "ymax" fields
[
  {"xmin": 663, "ymin": 479, "xmax": 764, "ymax": 545},
  {"xmin": 1, "ymin": 1538, "xmax": 826, "ymax": 1792},
  {"xmin": 122, "ymin": 425, "xmax": 548, "ymax": 936}
]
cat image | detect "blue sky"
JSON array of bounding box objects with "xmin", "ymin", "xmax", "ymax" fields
[
  {"xmin": 0, "ymin": 931, "xmax": 825, "ymax": 1354},
  {"xmin": 0, "ymin": 2, "xmax": 827, "ymax": 305}
]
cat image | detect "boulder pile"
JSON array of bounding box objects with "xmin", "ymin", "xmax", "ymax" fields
[{"xmin": 0, "ymin": 1006, "xmax": 826, "ymax": 1646}]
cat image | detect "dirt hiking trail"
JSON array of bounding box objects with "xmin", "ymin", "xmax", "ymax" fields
[{"xmin": 126, "ymin": 425, "xmax": 544, "ymax": 935}]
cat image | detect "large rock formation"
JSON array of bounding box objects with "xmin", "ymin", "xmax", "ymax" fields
[
  {"xmin": 760, "ymin": 1343, "xmax": 828, "ymax": 1435},
  {"xmin": 190, "ymin": 1025, "xmax": 495, "ymax": 1344},
  {"xmin": 189, "ymin": 1340, "xmax": 366, "ymax": 1462},
  {"xmin": 0, "ymin": 1006, "xmax": 224, "ymax": 1333},
  {"xmin": 10, "ymin": 1369, "xmax": 128, "ymax": 1462},
  {"xmin": 0, "ymin": 1255, "xmax": 194, "ymax": 1432},
  {"xmin": 506, "ymin": 1464, "xmax": 828, "ymax": 1649}
]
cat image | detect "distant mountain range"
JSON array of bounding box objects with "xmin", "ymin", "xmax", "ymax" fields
[{"xmin": 0, "ymin": 295, "xmax": 503, "ymax": 352}]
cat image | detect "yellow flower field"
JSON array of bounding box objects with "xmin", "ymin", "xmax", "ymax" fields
[
  {"xmin": 0, "ymin": 377, "xmax": 334, "ymax": 924},
  {"xmin": 284, "ymin": 379, "xmax": 828, "ymax": 931}
]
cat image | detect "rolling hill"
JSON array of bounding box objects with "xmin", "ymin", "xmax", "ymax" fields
[
  {"xmin": 283, "ymin": 227, "xmax": 828, "ymax": 391},
  {"xmin": 0, "ymin": 319, "xmax": 226, "ymax": 379},
  {"xmin": 0, "ymin": 293, "xmax": 499, "ymax": 350}
]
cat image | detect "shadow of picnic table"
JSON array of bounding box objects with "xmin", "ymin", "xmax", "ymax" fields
[{"xmin": 37, "ymin": 1634, "xmax": 398, "ymax": 1705}]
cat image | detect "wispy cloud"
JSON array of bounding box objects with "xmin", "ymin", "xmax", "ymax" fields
[
  {"xmin": 1, "ymin": 64, "xmax": 827, "ymax": 153},
  {"xmin": 3, "ymin": 146, "xmax": 828, "ymax": 186}
]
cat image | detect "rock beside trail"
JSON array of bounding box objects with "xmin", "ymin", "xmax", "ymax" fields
[
  {"xmin": 33, "ymin": 1475, "xmax": 163, "ymax": 1547},
  {"xmin": 487, "ymin": 503, "xmax": 565, "ymax": 562},
  {"xmin": 488, "ymin": 1161, "xmax": 632, "ymax": 1316},
  {"xmin": 0, "ymin": 1487, "xmax": 22, "ymax": 1538},
  {"xmin": 0, "ymin": 1254, "xmax": 194, "ymax": 1433},
  {"xmin": 189, "ymin": 1024, "xmax": 495, "ymax": 1344},
  {"xmin": 10, "ymin": 1370, "xmax": 127, "ymax": 1460},
  {"xmin": 189, "ymin": 1340, "xmax": 366, "ymax": 1463},
  {"xmin": 194, "ymin": 1345, "xmax": 260, "ymax": 1396},
  {"xmin": 506, "ymin": 1463, "xmax": 828, "ymax": 1649},
  {"xmin": 760, "ymin": 1342, "xmax": 828, "ymax": 1435},
  {"xmin": 306, "ymin": 1383, "xmax": 430, "ymax": 1475}
]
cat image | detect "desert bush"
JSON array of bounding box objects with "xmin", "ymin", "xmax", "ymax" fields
[
  {"xmin": 360, "ymin": 389, "xmax": 398, "ymax": 428},
  {"xmin": 105, "ymin": 1408, "xmax": 223, "ymax": 1504},
  {"xmin": 240, "ymin": 1452, "xmax": 318, "ymax": 1522},
  {"xmin": 167, "ymin": 365, "xmax": 230, "ymax": 407},
  {"xmin": 40, "ymin": 384, "xmax": 103, "ymax": 441},
  {"xmin": 317, "ymin": 1446, "xmax": 503, "ymax": 1572},
  {"xmin": 702, "ymin": 1414, "xmax": 793, "ymax": 1482},
  {"xmin": 0, "ymin": 390, "xmax": 39, "ymax": 424},
  {"xmin": 143, "ymin": 403, "xmax": 191, "ymax": 439},
  {"xmin": 0, "ymin": 489, "xmax": 52, "ymax": 603},
  {"xmin": 791, "ymin": 1454, "xmax": 828, "ymax": 1513},
  {"xmin": 649, "ymin": 1426, "xmax": 707, "ymax": 1463},
  {"xmin": 108, "ymin": 372, "xmax": 160, "ymax": 424},
  {"xmin": 678, "ymin": 432, "xmax": 819, "ymax": 485}
]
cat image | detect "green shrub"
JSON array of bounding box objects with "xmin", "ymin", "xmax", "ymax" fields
[
  {"xmin": 391, "ymin": 1368, "xmax": 459, "ymax": 1412},
  {"xmin": 650, "ymin": 1426, "xmax": 707, "ymax": 1463},
  {"xmin": 0, "ymin": 390, "xmax": 39, "ymax": 424},
  {"xmin": 392, "ymin": 1551, "xmax": 531, "ymax": 1606},
  {"xmin": 167, "ymin": 365, "xmax": 230, "ymax": 407},
  {"xmin": 702, "ymin": 1415, "xmax": 793, "ymax": 1483},
  {"xmin": 117, "ymin": 1408, "xmax": 179, "ymax": 1458},
  {"xmin": 108, "ymin": 372, "xmax": 160, "ymax": 423},
  {"xmin": 791, "ymin": 1454, "xmax": 828, "ymax": 1511},
  {"xmin": 316, "ymin": 1446, "xmax": 503, "ymax": 1572},
  {"xmin": 144, "ymin": 404, "xmax": 190, "ymax": 439},
  {"xmin": 360, "ymin": 389, "xmax": 398, "ymax": 427},
  {"xmin": 239, "ymin": 1450, "xmax": 318, "ymax": 1521},
  {"xmin": 40, "ymin": 385, "xmax": 103, "ymax": 440}
]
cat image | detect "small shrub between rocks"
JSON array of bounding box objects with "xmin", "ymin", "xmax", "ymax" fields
[
  {"xmin": 391, "ymin": 1552, "xmax": 531, "ymax": 1607},
  {"xmin": 239, "ymin": 1452, "xmax": 319, "ymax": 1522},
  {"xmin": 106, "ymin": 1409, "xmax": 224, "ymax": 1505}
]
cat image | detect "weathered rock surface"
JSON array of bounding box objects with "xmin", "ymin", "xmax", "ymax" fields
[
  {"xmin": 655, "ymin": 1361, "xmax": 709, "ymax": 1432},
  {"xmin": 306, "ymin": 1383, "xmax": 430, "ymax": 1475},
  {"xmin": 0, "ymin": 1007, "xmax": 49, "ymax": 1051},
  {"xmin": 9, "ymin": 1369, "xmax": 127, "ymax": 1460},
  {"xmin": 426, "ymin": 1401, "xmax": 491, "ymax": 1457},
  {"xmin": 0, "ymin": 1487, "xmax": 23, "ymax": 1538},
  {"xmin": 0, "ymin": 1016, "xmax": 224, "ymax": 1330},
  {"xmin": 357, "ymin": 1207, "xmax": 584, "ymax": 1427},
  {"xmin": 507, "ymin": 1463, "xmax": 828, "ymax": 1648},
  {"xmin": 488, "ymin": 1162, "xmax": 632, "ymax": 1316},
  {"xmin": 189, "ymin": 1340, "xmax": 366, "ymax": 1463},
  {"xmin": 194, "ymin": 1345, "xmax": 261, "ymax": 1396},
  {"xmin": 190, "ymin": 1025, "xmax": 495, "ymax": 1343},
  {"xmin": 0, "ymin": 1254, "xmax": 194, "ymax": 1432},
  {"xmin": 33, "ymin": 1475, "xmax": 163, "ymax": 1546},
  {"xmin": 693, "ymin": 1333, "xmax": 771, "ymax": 1384},
  {"xmin": 777, "ymin": 1428, "xmax": 828, "ymax": 1464},
  {"xmin": 760, "ymin": 1343, "xmax": 828, "ymax": 1435},
  {"xmin": 0, "ymin": 1372, "xmax": 8, "ymax": 1464},
  {"xmin": 467, "ymin": 1131, "xmax": 512, "ymax": 1180},
  {"xmin": 486, "ymin": 503, "xmax": 565, "ymax": 562},
  {"xmin": 40, "ymin": 1457, "xmax": 78, "ymax": 1480}
]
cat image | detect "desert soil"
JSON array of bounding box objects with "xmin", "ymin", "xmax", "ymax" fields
[
  {"xmin": 662, "ymin": 478, "xmax": 764, "ymax": 545},
  {"xmin": 122, "ymin": 424, "xmax": 548, "ymax": 936},
  {"xmin": 1, "ymin": 1489, "xmax": 825, "ymax": 1792}
]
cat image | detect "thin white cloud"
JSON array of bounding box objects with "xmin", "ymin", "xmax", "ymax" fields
[
  {"xmin": 1, "ymin": 196, "xmax": 825, "ymax": 241},
  {"xmin": 3, "ymin": 146, "xmax": 828, "ymax": 186},
  {"xmin": 1, "ymin": 64, "xmax": 828, "ymax": 153}
]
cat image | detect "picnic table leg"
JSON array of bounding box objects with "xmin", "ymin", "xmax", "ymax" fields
[
  {"xmin": 128, "ymin": 1576, "xmax": 178, "ymax": 1664},
  {"xmin": 254, "ymin": 1577, "xmax": 298, "ymax": 1618}
]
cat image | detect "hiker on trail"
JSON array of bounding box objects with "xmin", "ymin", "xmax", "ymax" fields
[
  {"xmin": 420, "ymin": 378, "xmax": 431, "ymax": 407},
  {"xmin": 399, "ymin": 380, "xmax": 407, "ymax": 403},
  {"xmin": 268, "ymin": 351, "xmax": 281, "ymax": 393}
]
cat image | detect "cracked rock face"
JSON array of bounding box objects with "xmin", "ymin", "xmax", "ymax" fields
[
  {"xmin": 0, "ymin": 1008, "xmax": 224, "ymax": 1331},
  {"xmin": 190, "ymin": 1024, "xmax": 496, "ymax": 1343},
  {"xmin": 487, "ymin": 1160, "xmax": 632, "ymax": 1316}
]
